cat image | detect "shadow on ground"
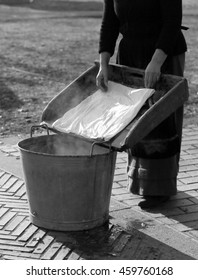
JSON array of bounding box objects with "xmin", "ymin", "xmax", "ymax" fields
[
  {"xmin": 45, "ymin": 220, "xmax": 194, "ymax": 260},
  {"xmin": 0, "ymin": 81, "xmax": 23, "ymax": 110},
  {"xmin": 145, "ymin": 191, "xmax": 198, "ymax": 234}
]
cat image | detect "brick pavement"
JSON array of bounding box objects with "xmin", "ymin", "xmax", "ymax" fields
[{"xmin": 0, "ymin": 125, "xmax": 198, "ymax": 259}]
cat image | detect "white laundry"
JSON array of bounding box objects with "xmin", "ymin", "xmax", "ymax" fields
[{"xmin": 52, "ymin": 81, "xmax": 155, "ymax": 141}]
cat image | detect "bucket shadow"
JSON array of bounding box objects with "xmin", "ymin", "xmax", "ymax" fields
[
  {"xmin": 45, "ymin": 219, "xmax": 194, "ymax": 260},
  {"xmin": 0, "ymin": 81, "xmax": 23, "ymax": 110}
]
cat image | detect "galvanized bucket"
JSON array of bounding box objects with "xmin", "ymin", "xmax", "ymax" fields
[{"xmin": 18, "ymin": 128, "xmax": 117, "ymax": 231}]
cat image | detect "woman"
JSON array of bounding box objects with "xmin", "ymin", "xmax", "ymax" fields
[{"xmin": 96, "ymin": 0, "xmax": 187, "ymax": 208}]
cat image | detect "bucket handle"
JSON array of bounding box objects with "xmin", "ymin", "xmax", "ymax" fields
[
  {"xmin": 30, "ymin": 124, "xmax": 50, "ymax": 138},
  {"xmin": 90, "ymin": 141, "xmax": 112, "ymax": 157}
]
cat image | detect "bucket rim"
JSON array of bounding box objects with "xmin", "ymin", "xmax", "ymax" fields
[{"xmin": 17, "ymin": 135, "xmax": 115, "ymax": 158}]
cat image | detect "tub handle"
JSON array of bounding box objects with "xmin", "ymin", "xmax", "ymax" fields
[
  {"xmin": 30, "ymin": 124, "xmax": 50, "ymax": 138},
  {"xmin": 90, "ymin": 141, "xmax": 112, "ymax": 157}
]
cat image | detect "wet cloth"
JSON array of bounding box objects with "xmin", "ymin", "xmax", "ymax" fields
[{"xmin": 52, "ymin": 81, "xmax": 155, "ymax": 141}]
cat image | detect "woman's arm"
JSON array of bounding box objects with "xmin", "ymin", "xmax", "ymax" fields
[
  {"xmin": 97, "ymin": 0, "xmax": 120, "ymax": 91},
  {"xmin": 145, "ymin": 0, "xmax": 183, "ymax": 88},
  {"xmin": 99, "ymin": 0, "xmax": 120, "ymax": 56},
  {"xmin": 157, "ymin": 0, "xmax": 183, "ymax": 55}
]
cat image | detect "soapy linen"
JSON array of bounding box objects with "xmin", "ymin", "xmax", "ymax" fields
[{"xmin": 53, "ymin": 81, "xmax": 155, "ymax": 141}]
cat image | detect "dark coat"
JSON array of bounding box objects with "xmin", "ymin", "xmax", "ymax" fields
[{"xmin": 99, "ymin": 0, "xmax": 187, "ymax": 61}]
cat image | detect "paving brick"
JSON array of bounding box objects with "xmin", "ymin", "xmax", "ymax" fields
[
  {"xmin": 177, "ymin": 172, "xmax": 190, "ymax": 178},
  {"xmin": 156, "ymin": 217, "xmax": 178, "ymax": 225},
  {"xmin": 124, "ymin": 198, "xmax": 142, "ymax": 207},
  {"xmin": 0, "ymin": 171, "xmax": 5, "ymax": 178},
  {"xmin": 186, "ymin": 230, "xmax": 198, "ymax": 239},
  {"xmin": 0, "ymin": 196, "xmax": 22, "ymax": 203},
  {"xmin": 26, "ymin": 229, "xmax": 46, "ymax": 248},
  {"xmin": 10, "ymin": 209, "xmax": 29, "ymax": 215},
  {"xmin": 14, "ymin": 186, "xmax": 26, "ymax": 197},
  {"xmin": 170, "ymin": 223, "xmax": 190, "ymax": 232},
  {"xmin": 0, "ymin": 238, "xmax": 25, "ymax": 247},
  {"xmin": 112, "ymin": 182, "xmax": 123, "ymax": 189},
  {"xmin": 113, "ymin": 174, "xmax": 127, "ymax": 182},
  {"xmin": 110, "ymin": 199, "xmax": 130, "ymax": 212},
  {"xmin": 178, "ymin": 183, "xmax": 198, "ymax": 191},
  {"xmin": 53, "ymin": 245, "xmax": 71, "ymax": 260},
  {"xmin": 33, "ymin": 235, "xmax": 54, "ymax": 254},
  {"xmin": 112, "ymin": 188, "xmax": 129, "ymax": 195},
  {"xmin": 182, "ymin": 135, "xmax": 198, "ymax": 141},
  {"xmin": 11, "ymin": 219, "xmax": 31, "ymax": 236},
  {"xmin": 18, "ymin": 224, "xmax": 38, "ymax": 242},
  {"xmin": 172, "ymin": 220, "xmax": 198, "ymax": 232},
  {"xmin": 0, "ymin": 250, "xmax": 40, "ymax": 259},
  {"xmin": 118, "ymin": 180, "xmax": 127, "ymax": 187},
  {"xmin": 2, "ymin": 254, "xmax": 29, "ymax": 260},
  {"xmin": 4, "ymin": 202, "xmax": 29, "ymax": 210},
  {"xmin": 147, "ymin": 207, "xmax": 184, "ymax": 218},
  {"xmin": 176, "ymin": 190, "xmax": 198, "ymax": 199},
  {"xmin": 179, "ymin": 165, "xmax": 198, "ymax": 172},
  {"xmin": 0, "ymin": 174, "xmax": 12, "ymax": 187},
  {"xmin": 0, "ymin": 207, "xmax": 9, "ymax": 218},
  {"xmin": 114, "ymin": 168, "xmax": 126, "ymax": 175},
  {"xmin": 117, "ymin": 152, "xmax": 127, "ymax": 159},
  {"xmin": 179, "ymin": 159, "xmax": 198, "ymax": 166},
  {"xmin": 8, "ymin": 180, "xmax": 24, "ymax": 193},
  {"xmin": 1, "ymin": 176, "xmax": 18, "ymax": 190},
  {"xmin": 120, "ymin": 234, "xmax": 142, "ymax": 259},
  {"xmin": 115, "ymin": 157, "xmax": 125, "ymax": 164},
  {"xmin": 115, "ymin": 163, "xmax": 127, "ymax": 169},
  {"xmin": 0, "ymin": 234, "xmax": 17, "ymax": 240},
  {"xmin": 5, "ymin": 215, "xmax": 25, "ymax": 231},
  {"xmin": 112, "ymin": 233, "xmax": 131, "ymax": 253},
  {"xmin": 180, "ymin": 204, "xmax": 198, "ymax": 214},
  {"xmin": 169, "ymin": 212, "xmax": 198, "ymax": 223},
  {"xmin": 0, "ymin": 243, "xmax": 34, "ymax": 252},
  {"xmin": 0, "ymin": 191, "xmax": 14, "ymax": 197},
  {"xmin": 0, "ymin": 211, "xmax": 16, "ymax": 226},
  {"xmin": 188, "ymin": 196, "xmax": 198, "ymax": 204},
  {"xmin": 164, "ymin": 198, "xmax": 194, "ymax": 208},
  {"xmin": 67, "ymin": 250, "xmax": 82, "ymax": 260},
  {"xmin": 41, "ymin": 241, "xmax": 63, "ymax": 260},
  {"xmin": 180, "ymin": 154, "xmax": 198, "ymax": 160},
  {"xmin": 187, "ymin": 170, "xmax": 198, "ymax": 177},
  {"xmin": 0, "ymin": 230, "xmax": 11, "ymax": 235},
  {"xmin": 112, "ymin": 193, "xmax": 133, "ymax": 201},
  {"xmin": 186, "ymin": 148, "xmax": 198, "ymax": 154}
]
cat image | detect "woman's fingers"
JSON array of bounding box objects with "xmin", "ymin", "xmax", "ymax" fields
[
  {"xmin": 144, "ymin": 72, "xmax": 160, "ymax": 88},
  {"xmin": 96, "ymin": 70, "xmax": 108, "ymax": 92}
]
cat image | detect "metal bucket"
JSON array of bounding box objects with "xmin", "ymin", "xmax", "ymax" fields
[{"xmin": 18, "ymin": 132, "xmax": 117, "ymax": 231}]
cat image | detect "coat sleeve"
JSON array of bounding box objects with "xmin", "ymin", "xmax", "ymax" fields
[
  {"xmin": 99, "ymin": 0, "xmax": 120, "ymax": 56},
  {"xmin": 156, "ymin": 0, "xmax": 183, "ymax": 55}
]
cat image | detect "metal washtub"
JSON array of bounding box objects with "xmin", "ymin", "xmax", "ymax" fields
[{"xmin": 18, "ymin": 129, "xmax": 117, "ymax": 231}]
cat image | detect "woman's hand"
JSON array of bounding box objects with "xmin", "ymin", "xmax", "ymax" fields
[
  {"xmin": 144, "ymin": 60, "xmax": 161, "ymax": 88},
  {"xmin": 144, "ymin": 48, "xmax": 167, "ymax": 88},
  {"xmin": 96, "ymin": 65, "xmax": 109, "ymax": 92},
  {"xmin": 96, "ymin": 52, "xmax": 111, "ymax": 92}
]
